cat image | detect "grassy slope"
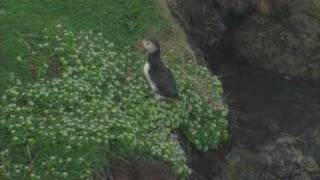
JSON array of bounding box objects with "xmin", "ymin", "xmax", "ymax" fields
[
  {"xmin": 0, "ymin": 0, "xmax": 169, "ymax": 93},
  {"xmin": 0, "ymin": 0, "xmax": 228, "ymax": 179}
]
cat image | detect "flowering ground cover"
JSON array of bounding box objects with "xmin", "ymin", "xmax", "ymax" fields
[{"xmin": 0, "ymin": 0, "xmax": 228, "ymax": 179}]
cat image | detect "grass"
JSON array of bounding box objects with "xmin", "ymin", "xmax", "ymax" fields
[
  {"xmin": 0, "ymin": 0, "xmax": 228, "ymax": 179},
  {"xmin": 0, "ymin": 0, "xmax": 170, "ymax": 94}
]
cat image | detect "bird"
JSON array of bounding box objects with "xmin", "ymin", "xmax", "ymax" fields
[{"xmin": 139, "ymin": 38, "xmax": 179, "ymax": 100}]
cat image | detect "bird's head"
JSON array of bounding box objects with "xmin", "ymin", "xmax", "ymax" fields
[{"xmin": 138, "ymin": 38, "xmax": 160, "ymax": 54}]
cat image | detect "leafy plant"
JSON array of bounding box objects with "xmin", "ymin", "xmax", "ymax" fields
[
  {"xmin": 0, "ymin": 0, "xmax": 170, "ymax": 94},
  {"xmin": 0, "ymin": 26, "xmax": 228, "ymax": 179}
]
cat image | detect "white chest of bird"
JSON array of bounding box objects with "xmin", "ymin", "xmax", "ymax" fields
[{"xmin": 143, "ymin": 62, "xmax": 157, "ymax": 92}]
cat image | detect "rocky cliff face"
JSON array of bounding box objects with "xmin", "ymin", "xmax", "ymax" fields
[
  {"xmin": 234, "ymin": 0, "xmax": 320, "ymax": 81},
  {"xmin": 169, "ymin": 0, "xmax": 320, "ymax": 81},
  {"xmin": 168, "ymin": 0, "xmax": 226, "ymax": 50},
  {"xmin": 216, "ymin": 132, "xmax": 320, "ymax": 180},
  {"xmin": 188, "ymin": 129, "xmax": 320, "ymax": 180},
  {"xmin": 167, "ymin": 1, "xmax": 320, "ymax": 180}
]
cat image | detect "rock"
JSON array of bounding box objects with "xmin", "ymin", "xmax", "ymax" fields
[
  {"xmin": 108, "ymin": 157, "xmax": 177, "ymax": 180},
  {"xmin": 213, "ymin": 134, "xmax": 320, "ymax": 180},
  {"xmin": 301, "ymin": 127, "xmax": 320, "ymax": 165},
  {"xmin": 168, "ymin": 0, "xmax": 272, "ymax": 51},
  {"xmin": 259, "ymin": 136, "xmax": 306, "ymax": 178},
  {"xmin": 168, "ymin": 0, "xmax": 227, "ymax": 50},
  {"xmin": 167, "ymin": 0, "xmax": 320, "ymax": 179},
  {"xmin": 215, "ymin": 0, "xmax": 260, "ymax": 15},
  {"xmin": 233, "ymin": 0, "xmax": 320, "ymax": 80},
  {"xmin": 169, "ymin": 0, "xmax": 320, "ymax": 80},
  {"xmin": 134, "ymin": 158, "xmax": 177, "ymax": 180},
  {"xmin": 110, "ymin": 158, "xmax": 135, "ymax": 180}
]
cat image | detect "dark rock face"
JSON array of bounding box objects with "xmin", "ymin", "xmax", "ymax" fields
[
  {"xmin": 110, "ymin": 159, "xmax": 135, "ymax": 180},
  {"xmin": 168, "ymin": 0, "xmax": 227, "ymax": 50},
  {"xmin": 234, "ymin": 0, "xmax": 320, "ymax": 80},
  {"xmin": 191, "ymin": 128, "xmax": 320, "ymax": 180},
  {"xmin": 168, "ymin": 0, "xmax": 266, "ymax": 50},
  {"xmin": 111, "ymin": 159, "xmax": 177, "ymax": 180},
  {"xmin": 167, "ymin": 0, "xmax": 320, "ymax": 180},
  {"xmin": 133, "ymin": 159, "xmax": 177, "ymax": 180},
  {"xmin": 169, "ymin": 0, "xmax": 320, "ymax": 81},
  {"xmin": 95, "ymin": 158, "xmax": 177, "ymax": 180},
  {"xmin": 219, "ymin": 135, "xmax": 320, "ymax": 180}
]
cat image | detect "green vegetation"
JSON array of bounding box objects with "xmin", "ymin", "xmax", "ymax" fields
[
  {"xmin": 0, "ymin": 0, "xmax": 169, "ymax": 93},
  {"xmin": 0, "ymin": 0, "xmax": 228, "ymax": 179}
]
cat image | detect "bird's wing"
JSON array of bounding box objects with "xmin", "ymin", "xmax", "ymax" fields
[{"xmin": 150, "ymin": 67, "xmax": 178, "ymax": 98}]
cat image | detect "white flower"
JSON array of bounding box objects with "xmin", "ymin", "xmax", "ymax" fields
[{"xmin": 17, "ymin": 56, "xmax": 22, "ymax": 62}]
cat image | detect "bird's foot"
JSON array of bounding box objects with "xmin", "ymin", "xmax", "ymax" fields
[{"xmin": 154, "ymin": 94, "xmax": 166, "ymax": 101}]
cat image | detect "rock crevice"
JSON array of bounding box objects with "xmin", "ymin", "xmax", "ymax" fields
[{"xmin": 169, "ymin": 0, "xmax": 320, "ymax": 81}]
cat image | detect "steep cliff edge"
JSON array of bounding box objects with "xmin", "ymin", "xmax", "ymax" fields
[{"xmin": 169, "ymin": 0, "xmax": 320, "ymax": 81}]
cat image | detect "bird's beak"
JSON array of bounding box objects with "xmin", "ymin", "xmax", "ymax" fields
[{"xmin": 136, "ymin": 41, "xmax": 144, "ymax": 51}]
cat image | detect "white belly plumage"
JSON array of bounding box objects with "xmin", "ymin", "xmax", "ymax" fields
[{"xmin": 144, "ymin": 63, "xmax": 156, "ymax": 91}]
